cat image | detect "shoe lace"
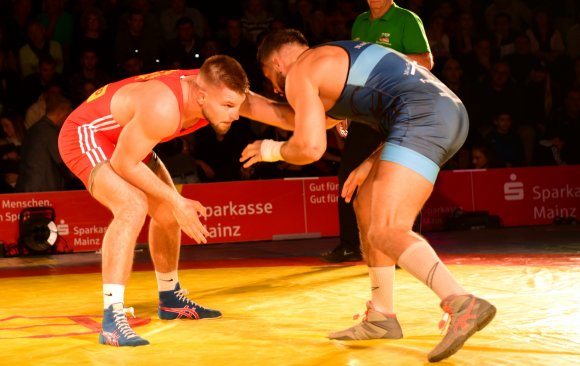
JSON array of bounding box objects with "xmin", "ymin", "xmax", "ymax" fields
[
  {"xmin": 352, "ymin": 301, "xmax": 373, "ymax": 322},
  {"xmin": 112, "ymin": 307, "xmax": 139, "ymax": 339},
  {"xmin": 438, "ymin": 311, "xmax": 451, "ymax": 335},
  {"xmin": 174, "ymin": 288, "xmax": 206, "ymax": 309}
]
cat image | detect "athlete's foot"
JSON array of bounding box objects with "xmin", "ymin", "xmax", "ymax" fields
[
  {"xmin": 329, "ymin": 301, "xmax": 403, "ymax": 340},
  {"xmin": 158, "ymin": 282, "xmax": 222, "ymax": 320},
  {"xmin": 428, "ymin": 294, "xmax": 496, "ymax": 362},
  {"xmin": 99, "ymin": 303, "xmax": 149, "ymax": 347}
]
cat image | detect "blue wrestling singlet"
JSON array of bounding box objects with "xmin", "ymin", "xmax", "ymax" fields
[{"xmin": 324, "ymin": 40, "xmax": 469, "ymax": 183}]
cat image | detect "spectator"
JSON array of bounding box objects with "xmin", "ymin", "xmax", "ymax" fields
[
  {"xmin": 241, "ymin": 0, "xmax": 274, "ymax": 44},
  {"xmin": 449, "ymin": 12, "xmax": 477, "ymax": 59},
  {"xmin": 0, "ymin": 110, "xmax": 25, "ymax": 191},
  {"xmin": 70, "ymin": 7, "xmax": 113, "ymax": 73},
  {"xmin": 426, "ymin": 14, "xmax": 450, "ymax": 62},
  {"xmin": 161, "ymin": 16, "xmax": 203, "ymax": 69},
  {"xmin": 533, "ymin": 127, "xmax": 575, "ymax": 166},
  {"xmin": 36, "ymin": 0, "xmax": 74, "ymax": 64},
  {"xmin": 566, "ymin": 13, "xmax": 580, "ymax": 60},
  {"xmin": 0, "ymin": 49, "xmax": 19, "ymax": 114},
  {"xmin": 525, "ymin": 8, "xmax": 565, "ymax": 66},
  {"xmin": 15, "ymin": 94, "xmax": 74, "ymax": 192},
  {"xmin": 470, "ymin": 142, "xmax": 502, "ymax": 169},
  {"xmin": 220, "ymin": 17, "xmax": 260, "ymax": 86},
  {"xmin": 18, "ymin": 55, "xmax": 66, "ymax": 115},
  {"xmin": 155, "ymin": 137, "xmax": 201, "ymax": 184},
  {"xmin": 548, "ymin": 87, "xmax": 580, "ymax": 164},
  {"xmin": 24, "ymin": 82, "xmax": 64, "ymax": 130},
  {"xmin": 490, "ymin": 12, "xmax": 517, "ymax": 59},
  {"xmin": 471, "ymin": 60, "xmax": 523, "ymax": 137},
  {"xmin": 19, "ymin": 20, "xmax": 64, "ymax": 78},
  {"xmin": 504, "ymin": 33, "xmax": 539, "ymax": 85},
  {"xmin": 485, "ymin": 111, "xmax": 525, "ymax": 167},
  {"xmin": 67, "ymin": 48, "xmax": 111, "ymax": 107},
  {"xmin": 114, "ymin": 9, "xmax": 162, "ymax": 73},
  {"xmin": 460, "ymin": 36, "xmax": 496, "ymax": 85},
  {"xmin": 303, "ymin": 10, "xmax": 332, "ymax": 46},
  {"xmin": 193, "ymin": 120, "xmax": 255, "ymax": 182},
  {"xmin": 117, "ymin": 53, "xmax": 145, "ymax": 79},
  {"xmin": 160, "ymin": 0, "xmax": 209, "ymax": 41},
  {"xmin": 484, "ymin": 0, "xmax": 531, "ymax": 33}
]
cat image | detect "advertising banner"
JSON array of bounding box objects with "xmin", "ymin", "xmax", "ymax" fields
[{"xmin": 1, "ymin": 166, "xmax": 578, "ymax": 253}]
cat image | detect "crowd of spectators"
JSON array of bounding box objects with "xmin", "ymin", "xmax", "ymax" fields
[{"xmin": 1, "ymin": 0, "xmax": 579, "ymax": 193}]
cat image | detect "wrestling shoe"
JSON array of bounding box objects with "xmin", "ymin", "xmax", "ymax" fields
[
  {"xmin": 428, "ymin": 294, "xmax": 496, "ymax": 363},
  {"xmin": 99, "ymin": 303, "xmax": 149, "ymax": 347},
  {"xmin": 328, "ymin": 301, "xmax": 403, "ymax": 340},
  {"xmin": 158, "ymin": 282, "xmax": 222, "ymax": 320},
  {"xmin": 320, "ymin": 244, "xmax": 362, "ymax": 263}
]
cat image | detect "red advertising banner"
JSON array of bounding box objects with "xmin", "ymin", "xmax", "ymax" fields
[{"xmin": 1, "ymin": 166, "xmax": 578, "ymax": 253}]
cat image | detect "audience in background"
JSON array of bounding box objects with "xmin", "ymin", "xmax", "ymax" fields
[{"xmin": 0, "ymin": 0, "xmax": 578, "ymax": 195}]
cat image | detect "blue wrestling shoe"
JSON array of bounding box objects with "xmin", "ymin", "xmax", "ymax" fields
[
  {"xmin": 158, "ymin": 282, "xmax": 222, "ymax": 320},
  {"xmin": 99, "ymin": 303, "xmax": 150, "ymax": 347}
]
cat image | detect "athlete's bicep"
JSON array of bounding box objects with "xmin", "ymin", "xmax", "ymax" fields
[{"xmin": 285, "ymin": 74, "xmax": 327, "ymax": 156}]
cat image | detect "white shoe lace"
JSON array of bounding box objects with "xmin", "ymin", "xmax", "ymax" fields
[{"xmin": 113, "ymin": 307, "xmax": 139, "ymax": 339}]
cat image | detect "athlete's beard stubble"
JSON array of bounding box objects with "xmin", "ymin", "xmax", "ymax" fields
[{"xmin": 202, "ymin": 105, "xmax": 231, "ymax": 136}]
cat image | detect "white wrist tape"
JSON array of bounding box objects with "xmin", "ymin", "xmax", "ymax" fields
[{"xmin": 260, "ymin": 139, "xmax": 284, "ymax": 162}]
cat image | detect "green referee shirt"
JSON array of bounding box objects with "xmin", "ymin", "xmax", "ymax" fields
[{"xmin": 351, "ymin": 3, "xmax": 430, "ymax": 54}]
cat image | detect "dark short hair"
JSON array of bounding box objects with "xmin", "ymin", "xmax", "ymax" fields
[
  {"xmin": 257, "ymin": 29, "xmax": 308, "ymax": 66},
  {"xmin": 199, "ymin": 55, "xmax": 249, "ymax": 94}
]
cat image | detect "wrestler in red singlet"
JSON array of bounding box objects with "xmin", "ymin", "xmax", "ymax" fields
[{"xmin": 58, "ymin": 69, "xmax": 208, "ymax": 188}]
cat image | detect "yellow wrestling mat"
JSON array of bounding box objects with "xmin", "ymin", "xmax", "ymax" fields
[{"xmin": 1, "ymin": 264, "xmax": 580, "ymax": 365}]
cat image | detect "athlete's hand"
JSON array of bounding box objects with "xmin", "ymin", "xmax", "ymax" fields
[
  {"xmin": 342, "ymin": 159, "xmax": 373, "ymax": 203},
  {"xmin": 240, "ymin": 140, "xmax": 263, "ymax": 168},
  {"xmin": 173, "ymin": 198, "xmax": 209, "ymax": 243}
]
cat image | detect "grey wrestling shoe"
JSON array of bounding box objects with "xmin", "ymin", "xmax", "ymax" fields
[
  {"xmin": 428, "ymin": 294, "xmax": 496, "ymax": 363},
  {"xmin": 328, "ymin": 301, "xmax": 403, "ymax": 340}
]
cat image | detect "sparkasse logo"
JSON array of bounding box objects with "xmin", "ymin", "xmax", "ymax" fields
[{"xmin": 504, "ymin": 173, "xmax": 524, "ymax": 201}]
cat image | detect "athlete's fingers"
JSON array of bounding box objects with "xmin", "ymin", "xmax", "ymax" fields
[
  {"xmin": 341, "ymin": 174, "xmax": 357, "ymax": 203},
  {"xmin": 240, "ymin": 141, "xmax": 261, "ymax": 163}
]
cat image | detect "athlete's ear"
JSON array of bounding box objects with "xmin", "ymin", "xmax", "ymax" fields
[{"xmin": 197, "ymin": 89, "xmax": 207, "ymax": 105}]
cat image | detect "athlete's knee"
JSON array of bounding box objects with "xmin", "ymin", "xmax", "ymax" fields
[
  {"xmin": 150, "ymin": 210, "xmax": 179, "ymax": 231},
  {"xmin": 111, "ymin": 191, "xmax": 148, "ymax": 224}
]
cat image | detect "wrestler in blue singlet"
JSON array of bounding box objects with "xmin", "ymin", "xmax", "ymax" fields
[{"xmin": 324, "ymin": 40, "xmax": 469, "ymax": 183}]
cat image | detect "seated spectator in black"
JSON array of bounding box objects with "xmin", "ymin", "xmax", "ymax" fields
[
  {"xmin": 199, "ymin": 38, "xmax": 221, "ymax": 63},
  {"xmin": 470, "ymin": 142, "xmax": 503, "ymax": 169},
  {"xmin": 24, "ymin": 82, "xmax": 64, "ymax": 130},
  {"xmin": 546, "ymin": 87, "xmax": 580, "ymax": 163},
  {"xmin": 160, "ymin": 0, "xmax": 209, "ymax": 41},
  {"xmin": 161, "ymin": 16, "xmax": 203, "ymax": 69},
  {"xmin": 0, "ymin": 110, "xmax": 25, "ymax": 191},
  {"xmin": 534, "ymin": 126, "xmax": 576, "ymax": 166},
  {"xmin": 193, "ymin": 119, "xmax": 256, "ymax": 182},
  {"xmin": 68, "ymin": 48, "xmax": 111, "ymax": 107},
  {"xmin": 155, "ymin": 136, "xmax": 201, "ymax": 184},
  {"xmin": 471, "ymin": 60, "xmax": 524, "ymax": 137},
  {"xmin": 18, "ymin": 19, "xmax": 64, "ymax": 78},
  {"xmin": 485, "ymin": 111, "xmax": 525, "ymax": 167},
  {"xmin": 116, "ymin": 53, "xmax": 144, "ymax": 79},
  {"xmin": 490, "ymin": 12, "xmax": 517, "ymax": 59},
  {"xmin": 0, "ymin": 109, "xmax": 24, "ymax": 161},
  {"xmin": 504, "ymin": 33, "xmax": 539, "ymax": 85},
  {"xmin": 460, "ymin": 36, "xmax": 496, "ymax": 86},
  {"xmin": 220, "ymin": 17, "xmax": 260, "ymax": 86},
  {"xmin": 114, "ymin": 9, "xmax": 162, "ymax": 73},
  {"xmin": 17, "ymin": 55, "xmax": 66, "ymax": 116},
  {"xmin": 70, "ymin": 7, "xmax": 114, "ymax": 73},
  {"xmin": 519, "ymin": 60, "xmax": 559, "ymax": 166},
  {"xmin": 15, "ymin": 94, "xmax": 75, "ymax": 192},
  {"xmin": 0, "ymin": 49, "xmax": 19, "ymax": 114},
  {"xmin": 304, "ymin": 10, "xmax": 332, "ymax": 46},
  {"xmin": 241, "ymin": 0, "xmax": 274, "ymax": 44}
]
